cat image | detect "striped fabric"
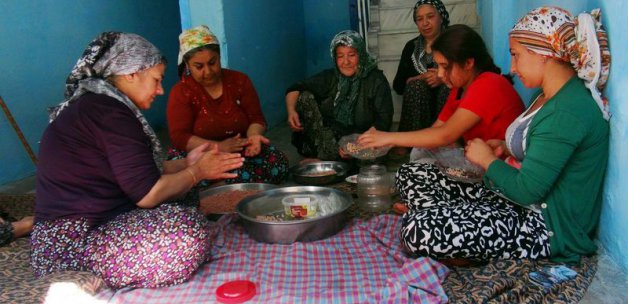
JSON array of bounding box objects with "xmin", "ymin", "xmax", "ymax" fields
[{"xmin": 97, "ymin": 214, "xmax": 449, "ymax": 303}]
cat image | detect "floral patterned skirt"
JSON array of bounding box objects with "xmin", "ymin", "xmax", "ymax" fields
[{"xmin": 31, "ymin": 204, "xmax": 212, "ymax": 289}]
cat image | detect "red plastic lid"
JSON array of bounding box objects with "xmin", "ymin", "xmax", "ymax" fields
[{"xmin": 216, "ymin": 280, "xmax": 256, "ymax": 303}]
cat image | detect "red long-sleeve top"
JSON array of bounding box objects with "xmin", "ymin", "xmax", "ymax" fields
[{"xmin": 167, "ymin": 69, "xmax": 267, "ymax": 150}]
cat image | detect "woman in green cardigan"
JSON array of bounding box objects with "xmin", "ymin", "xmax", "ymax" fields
[{"xmin": 401, "ymin": 6, "xmax": 611, "ymax": 264}]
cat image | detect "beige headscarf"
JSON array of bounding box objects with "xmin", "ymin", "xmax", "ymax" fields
[{"xmin": 510, "ymin": 6, "xmax": 611, "ymax": 120}]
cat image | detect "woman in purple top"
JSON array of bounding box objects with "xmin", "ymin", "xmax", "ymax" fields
[{"xmin": 31, "ymin": 32, "xmax": 244, "ymax": 289}]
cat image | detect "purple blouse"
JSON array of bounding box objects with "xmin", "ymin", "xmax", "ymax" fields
[{"xmin": 35, "ymin": 93, "xmax": 160, "ymax": 226}]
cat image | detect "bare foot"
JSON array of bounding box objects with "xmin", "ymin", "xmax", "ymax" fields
[
  {"xmin": 299, "ymin": 158, "xmax": 321, "ymax": 165},
  {"xmin": 392, "ymin": 202, "xmax": 409, "ymax": 215},
  {"xmin": 11, "ymin": 216, "xmax": 34, "ymax": 238}
]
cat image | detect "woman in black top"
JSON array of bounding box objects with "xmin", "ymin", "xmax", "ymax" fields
[
  {"xmin": 285, "ymin": 30, "xmax": 393, "ymax": 162},
  {"xmin": 391, "ymin": 0, "xmax": 450, "ymax": 154}
]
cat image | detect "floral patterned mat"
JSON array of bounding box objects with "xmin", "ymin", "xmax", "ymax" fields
[{"xmin": 0, "ymin": 190, "xmax": 595, "ymax": 303}]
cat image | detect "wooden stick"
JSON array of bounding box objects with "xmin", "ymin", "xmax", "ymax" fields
[{"xmin": 0, "ymin": 95, "xmax": 38, "ymax": 165}]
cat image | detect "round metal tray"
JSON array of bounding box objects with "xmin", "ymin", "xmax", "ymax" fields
[
  {"xmin": 237, "ymin": 186, "xmax": 353, "ymax": 244},
  {"xmin": 199, "ymin": 183, "xmax": 278, "ymax": 215},
  {"xmin": 289, "ymin": 161, "xmax": 350, "ymax": 185}
]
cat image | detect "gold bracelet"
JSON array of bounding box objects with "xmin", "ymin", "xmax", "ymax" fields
[{"xmin": 185, "ymin": 168, "xmax": 197, "ymax": 186}]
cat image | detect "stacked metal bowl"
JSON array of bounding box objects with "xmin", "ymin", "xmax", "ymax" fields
[{"xmin": 289, "ymin": 161, "xmax": 350, "ymax": 185}]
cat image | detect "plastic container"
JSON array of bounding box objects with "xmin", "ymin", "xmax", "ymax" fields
[
  {"xmin": 356, "ymin": 165, "xmax": 392, "ymax": 212},
  {"xmin": 281, "ymin": 194, "xmax": 318, "ymax": 218},
  {"xmin": 216, "ymin": 280, "xmax": 256, "ymax": 303},
  {"xmin": 433, "ymin": 147, "xmax": 484, "ymax": 183}
]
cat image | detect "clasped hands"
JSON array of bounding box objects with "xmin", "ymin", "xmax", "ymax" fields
[
  {"xmin": 464, "ymin": 139, "xmax": 508, "ymax": 170},
  {"xmin": 217, "ymin": 134, "xmax": 269, "ymax": 157},
  {"xmin": 407, "ymin": 68, "xmax": 442, "ymax": 88},
  {"xmin": 186, "ymin": 143, "xmax": 244, "ymax": 180}
]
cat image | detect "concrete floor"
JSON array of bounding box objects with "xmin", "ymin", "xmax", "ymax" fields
[{"xmin": 1, "ymin": 124, "xmax": 626, "ymax": 303}]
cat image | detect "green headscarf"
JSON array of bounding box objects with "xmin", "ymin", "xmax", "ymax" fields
[{"xmin": 329, "ymin": 30, "xmax": 377, "ymax": 127}]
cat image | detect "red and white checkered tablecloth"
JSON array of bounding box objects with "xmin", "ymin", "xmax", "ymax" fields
[{"xmin": 97, "ymin": 214, "xmax": 449, "ymax": 303}]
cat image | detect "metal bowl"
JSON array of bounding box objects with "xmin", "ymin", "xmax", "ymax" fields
[
  {"xmin": 237, "ymin": 186, "xmax": 353, "ymax": 244},
  {"xmin": 289, "ymin": 161, "xmax": 350, "ymax": 185},
  {"xmin": 199, "ymin": 183, "xmax": 278, "ymax": 215}
]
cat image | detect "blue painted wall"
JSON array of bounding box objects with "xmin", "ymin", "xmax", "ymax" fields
[
  {"xmin": 0, "ymin": 1, "xmax": 181, "ymax": 186},
  {"xmin": 184, "ymin": 0, "xmax": 229, "ymax": 67},
  {"xmin": 478, "ymin": 0, "xmax": 628, "ymax": 273},
  {"xmin": 222, "ymin": 0, "xmax": 306, "ymax": 130},
  {"xmin": 302, "ymin": 0, "xmax": 352, "ymax": 77}
]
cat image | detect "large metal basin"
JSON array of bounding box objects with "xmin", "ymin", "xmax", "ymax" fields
[{"xmin": 237, "ymin": 186, "xmax": 353, "ymax": 244}]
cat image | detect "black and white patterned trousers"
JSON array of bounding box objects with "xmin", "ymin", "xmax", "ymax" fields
[{"xmin": 396, "ymin": 162, "xmax": 551, "ymax": 261}]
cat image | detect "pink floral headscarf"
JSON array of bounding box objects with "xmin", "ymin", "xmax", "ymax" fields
[{"xmin": 510, "ymin": 7, "xmax": 611, "ymax": 120}]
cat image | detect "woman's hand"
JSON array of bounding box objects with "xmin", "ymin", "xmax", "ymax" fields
[
  {"xmin": 287, "ymin": 110, "xmax": 303, "ymax": 132},
  {"xmin": 485, "ymin": 139, "xmax": 510, "ymax": 158},
  {"xmin": 186, "ymin": 142, "xmax": 212, "ymax": 166},
  {"xmin": 338, "ymin": 146, "xmax": 352, "ymax": 159},
  {"xmin": 195, "ymin": 145, "xmax": 244, "ymax": 180},
  {"xmin": 218, "ymin": 134, "xmax": 248, "ymax": 153},
  {"xmin": 357, "ymin": 127, "xmax": 391, "ymax": 148},
  {"xmin": 406, "ymin": 75, "xmax": 422, "ymax": 84},
  {"xmin": 245, "ymin": 134, "xmax": 270, "ymax": 157},
  {"xmin": 465, "ymin": 138, "xmax": 499, "ymax": 170},
  {"xmin": 420, "ymin": 68, "xmax": 442, "ymax": 88}
]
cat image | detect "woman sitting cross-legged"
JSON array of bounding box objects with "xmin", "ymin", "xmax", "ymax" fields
[
  {"xmin": 400, "ymin": 7, "xmax": 611, "ymax": 264},
  {"xmin": 358, "ymin": 24, "xmax": 524, "ymax": 153},
  {"xmin": 358, "ymin": 24, "xmax": 524, "ymax": 215},
  {"xmin": 32, "ymin": 32, "xmax": 244, "ymax": 289},
  {"xmin": 167, "ymin": 25, "xmax": 289, "ymax": 184},
  {"xmin": 286, "ymin": 30, "xmax": 393, "ymax": 163}
]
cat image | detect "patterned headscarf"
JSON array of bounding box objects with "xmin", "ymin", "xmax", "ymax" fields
[
  {"xmin": 411, "ymin": 0, "xmax": 450, "ymax": 74},
  {"xmin": 413, "ymin": 0, "xmax": 449, "ymax": 27},
  {"xmin": 50, "ymin": 32, "xmax": 165, "ymax": 170},
  {"xmin": 177, "ymin": 25, "xmax": 220, "ymax": 65},
  {"xmin": 510, "ymin": 7, "xmax": 611, "ymax": 120},
  {"xmin": 329, "ymin": 30, "xmax": 377, "ymax": 127}
]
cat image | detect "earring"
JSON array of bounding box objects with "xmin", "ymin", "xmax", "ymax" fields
[{"xmin": 185, "ymin": 66, "xmax": 191, "ymax": 76}]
